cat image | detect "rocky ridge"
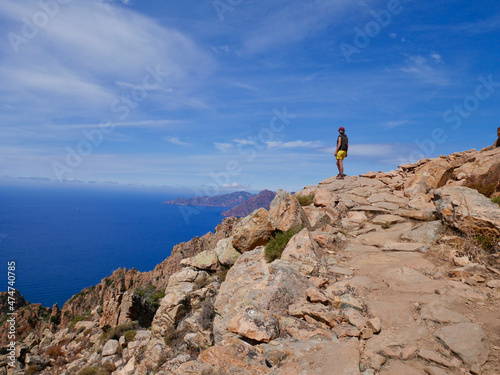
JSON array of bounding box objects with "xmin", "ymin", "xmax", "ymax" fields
[{"xmin": 2, "ymin": 146, "xmax": 500, "ymax": 375}]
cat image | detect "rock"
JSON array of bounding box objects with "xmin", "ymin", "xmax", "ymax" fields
[
  {"xmin": 382, "ymin": 242, "xmax": 429, "ymax": 252},
  {"xmin": 379, "ymin": 360, "xmax": 425, "ymax": 375},
  {"xmin": 403, "ymin": 158, "xmax": 456, "ymax": 199},
  {"xmin": 396, "ymin": 208, "xmax": 435, "ymax": 221},
  {"xmin": 434, "ymin": 323, "xmax": 490, "ymax": 365},
  {"xmin": 343, "ymin": 308, "xmax": 366, "ymax": 330},
  {"xmin": 338, "ymin": 295, "xmax": 364, "ymax": 311},
  {"xmin": 418, "ymin": 349, "xmax": 458, "ymax": 369},
  {"xmin": 102, "ymin": 339, "xmax": 120, "ymax": 356},
  {"xmin": 276, "ymin": 338, "xmax": 361, "ymax": 375},
  {"xmin": 342, "ymin": 211, "xmax": 368, "ymax": 231},
  {"xmin": 434, "ymin": 186, "xmax": 500, "ymax": 236},
  {"xmin": 401, "ymin": 221, "xmax": 443, "ymax": 244},
  {"xmin": 313, "ymin": 188, "xmax": 340, "ymax": 207},
  {"xmin": 269, "ymin": 189, "xmax": 312, "ymax": 231},
  {"xmin": 281, "ymin": 228, "xmax": 320, "ymax": 266},
  {"xmin": 303, "ymin": 205, "xmax": 337, "ymax": 230},
  {"xmin": 306, "ymin": 287, "xmax": 330, "ymax": 304},
  {"xmin": 187, "ymin": 250, "xmax": 218, "ymax": 270},
  {"xmin": 487, "ymin": 279, "xmax": 500, "ymax": 288},
  {"xmin": 372, "ymin": 214, "xmax": 405, "ymax": 226},
  {"xmin": 424, "ymin": 366, "xmax": 450, "ymax": 375},
  {"xmin": 334, "ymin": 323, "xmax": 361, "ymax": 338},
  {"xmin": 452, "ymin": 148, "xmax": 500, "ymax": 186},
  {"xmin": 359, "ymin": 171, "xmax": 378, "ymax": 179},
  {"xmin": 351, "ymin": 205, "xmax": 391, "ymax": 214},
  {"xmin": 288, "ymin": 301, "xmax": 340, "ymax": 328},
  {"xmin": 232, "ymin": 208, "xmax": 274, "ymax": 252},
  {"xmin": 198, "ymin": 337, "xmax": 269, "ymax": 374},
  {"xmin": 420, "ymin": 303, "xmax": 469, "ymax": 324},
  {"xmin": 174, "ymin": 360, "xmax": 220, "ymax": 375},
  {"xmin": 366, "ymin": 317, "xmax": 382, "ymax": 334},
  {"xmin": 215, "ymin": 238, "xmax": 241, "ymax": 266},
  {"xmin": 277, "ymin": 315, "xmax": 334, "ymax": 341},
  {"xmin": 360, "ymin": 327, "xmax": 374, "ymax": 340},
  {"xmin": 227, "ymin": 306, "xmax": 279, "ymax": 343}
]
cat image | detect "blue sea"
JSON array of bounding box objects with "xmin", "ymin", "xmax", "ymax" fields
[{"xmin": 0, "ymin": 184, "xmax": 226, "ymax": 308}]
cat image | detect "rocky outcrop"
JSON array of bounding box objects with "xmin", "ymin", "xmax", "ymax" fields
[
  {"xmin": 163, "ymin": 191, "xmax": 254, "ymax": 207},
  {"xmin": 434, "ymin": 186, "xmax": 500, "ymax": 236},
  {"xmin": 222, "ymin": 189, "xmax": 276, "ymax": 217},
  {"xmin": 5, "ymin": 147, "xmax": 500, "ymax": 375}
]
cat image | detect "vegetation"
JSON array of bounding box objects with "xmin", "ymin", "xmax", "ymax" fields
[
  {"xmin": 76, "ymin": 366, "xmax": 109, "ymax": 375},
  {"xmin": 124, "ymin": 329, "xmax": 137, "ymax": 343},
  {"xmin": 134, "ymin": 284, "xmax": 165, "ymax": 309},
  {"xmin": 46, "ymin": 345, "xmax": 65, "ymax": 359},
  {"xmin": 215, "ymin": 264, "xmax": 230, "ymax": 282},
  {"xmin": 296, "ymin": 193, "xmax": 315, "ymax": 206},
  {"xmin": 103, "ymin": 321, "xmax": 140, "ymax": 341},
  {"xmin": 491, "ymin": 196, "xmax": 500, "ymax": 206},
  {"xmin": 69, "ymin": 316, "xmax": 87, "ymax": 329},
  {"xmin": 264, "ymin": 227, "xmax": 303, "ymax": 263}
]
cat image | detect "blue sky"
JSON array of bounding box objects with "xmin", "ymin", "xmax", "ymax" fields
[{"xmin": 1, "ymin": 0, "xmax": 499, "ymax": 194}]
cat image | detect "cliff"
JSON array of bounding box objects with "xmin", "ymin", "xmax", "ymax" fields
[
  {"xmin": 2, "ymin": 146, "xmax": 500, "ymax": 375},
  {"xmin": 163, "ymin": 191, "xmax": 255, "ymax": 207},
  {"xmin": 221, "ymin": 189, "xmax": 276, "ymax": 217}
]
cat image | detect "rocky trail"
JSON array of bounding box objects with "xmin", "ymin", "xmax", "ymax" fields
[{"xmin": 2, "ymin": 147, "xmax": 500, "ymax": 375}]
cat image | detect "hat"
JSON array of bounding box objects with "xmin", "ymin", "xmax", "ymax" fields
[{"xmin": 338, "ymin": 127, "xmax": 345, "ymax": 132}]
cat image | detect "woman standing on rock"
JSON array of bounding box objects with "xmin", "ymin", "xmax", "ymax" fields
[{"xmin": 335, "ymin": 127, "xmax": 349, "ymax": 179}]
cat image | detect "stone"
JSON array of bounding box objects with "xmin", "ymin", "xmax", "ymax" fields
[
  {"xmin": 288, "ymin": 301, "xmax": 340, "ymax": 328},
  {"xmin": 276, "ymin": 338, "xmax": 361, "ymax": 374},
  {"xmin": 334, "ymin": 323, "xmax": 361, "ymax": 338},
  {"xmin": 379, "ymin": 360, "xmax": 424, "ymax": 375},
  {"xmin": 215, "ymin": 237, "xmax": 241, "ymax": 266},
  {"xmin": 434, "ymin": 186, "xmax": 500, "ymax": 237},
  {"xmin": 278, "ymin": 315, "xmax": 335, "ymax": 341},
  {"xmin": 401, "ymin": 221, "xmax": 443, "ymax": 244},
  {"xmin": 232, "ymin": 208, "xmax": 274, "ymax": 252},
  {"xmin": 418, "ymin": 349, "xmax": 457, "ymax": 369},
  {"xmin": 403, "ymin": 158, "xmax": 456, "ymax": 199},
  {"xmin": 313, "ymin": 188, "xmax": 340, "ymax": 207},
  {"xmin": 102, "ymin": 339, "xmax": 120, "ymax": 357},
  {"xmin": 187, "ymin": 250, "xmax": 218, "ymax": 270},
  {"xmin": 434, "ymin": 323, "xmax": 490, "ymax": 365},
  {"xmin": 366, "ymin": 317, "xmax": 381, "ymax": 334},
  {"xmin": 424, "ymin": 366, "xmax": 450, "ymax": 375},
  {"xmin": 338, "ymin": 295, "xmax": 364, "ymax": 311},
  {"xmin": 269, "ymin": 189, "xmax": 312, "ymax": 231},
  {"xmin": 372, "ymin": 201, "xmax": 400, "ymax": 211},
  {"xmin": 281, "ymin": 228, "xmax": 320, "ymax": 266},
  {"xmin": 487, "ymin": 279, "xmax": 500, "ymax": 288},
  {"xmin": 372, "ymin": 214, "xmax": 405, "ymax": 226},
  {"xmin": 174, "ymin": 360, "xmax": 220, "ymax": 375},
  {"xmin": 351, "ymin": 205, "xmax": 391, "ymax": 214},
  {"xmin": 420, "ymin": 303, "xmax": 469, "ymax": 324},
  {"xmin": 306, "ymin": 287, "xmax": 330, "ymax": 304},
  {"xmin": 382, "ymin": 242, "xmax": 429, "ymax": 252},
  {"xmin": 343, "ymin": 308, "xmax": 366, "ymax": 330},
  {"xmin": 227, "ymin": 306, "xmax": 279, "ymax": 343},
  {"xmin": 198, "ymin": 337, "xmax": 269, "ymax": 374}
]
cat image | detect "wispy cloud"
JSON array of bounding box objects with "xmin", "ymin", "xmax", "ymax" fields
[{"xmin": 165, "ymin": 137, "xmax": 191, "ymax": 146}]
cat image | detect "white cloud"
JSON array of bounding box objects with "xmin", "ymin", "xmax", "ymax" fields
[
  {"xmin": 214, "ymin": 143, "xmax": 234, "ymax": 152},
  {"xmin": 400, "ymin": 55, "xmax": 449, "ymax": 86},
  {"xmin": 222, "ymin": 182, "xmax": 250, "ymax": 189},
  {"xmin": 232, "ymin": 139, "xmax": 256, "ymax": 145},
  {"xmin": 266, "ymin": 140, "xmax": 323, "ymax": 149},
  {"xmin": 165, "ymin": 137, "xmax": 191, "ymax": 146},
  {"xmin": 384, "ymin": 120, "xmax": 409, "ymax": 129},
  {"xmin": 431, "ymin": 53, "xmax": 443, "ymax": 63}
]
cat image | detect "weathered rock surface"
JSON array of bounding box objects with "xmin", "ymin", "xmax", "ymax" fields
[
  {"xmin": 232, "ymin": 208, "xmax": 274, "ymax": 252},
  {"xmin": 269, "ymin": 189, "xmax": 312, "ymax": 231}
]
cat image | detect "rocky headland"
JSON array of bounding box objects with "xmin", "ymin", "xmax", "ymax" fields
[
  {"xmin": 2, "ymin": 146, "xmax": 500, "ymax": 375},
  {"xmin": 221, "ymin": 190, "xmax": 276, "ymax": 217},
  {"xmin": 163, "ymin": 191, "xmax": 255, "ymax": 208}
]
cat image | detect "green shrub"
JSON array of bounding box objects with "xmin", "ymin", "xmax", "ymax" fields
[
  {"xmin": 264, "ymin": 227, "xmax": 303, "ymax": 263},
  {"xmin": 296, "ymin": 194, "xmax": 314, "ymax": 206},
  {"xmin": 134, "ymin": 285, "xmax": 165, "ymax": 309},
  {"xmin": 124, "ymin": 329, "xmax": 137, "ymax": 343},
  {"xmin": 76, "ymin": 367, "xmax": 108, "ymax": 375},
  {"xmin": 105, "ymin": 321, "xmax": 140, "ymax": 341},
  {"xmin": 69, "ymin": 316, "xmax": 86, "ymax": 329},
  {"xmin": 491, "ymin": 196, "xmax": 500, "ymax": 206}
]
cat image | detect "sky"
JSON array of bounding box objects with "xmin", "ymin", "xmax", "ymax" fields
[{"xmin": 0, "ymin": 0, "xmax": 499, "ymax": 194}]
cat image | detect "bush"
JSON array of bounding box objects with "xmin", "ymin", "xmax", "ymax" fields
[
  {"xmin": 46, "ymin": 345, "xmax": 65, "ymax": 359},
  {"xmin": 105, "ymin": 321, "xmax": 140, "ymax": 341},
  {"xmin": 69, "ymin": 316, "xmax": 86, "ymax": 329},
  {"xmin": 134, "ymin": 285, "xmax": 165, "ymax": 309},
  {"xmin": 491, "ymin": 196, "xmax": 500, "ymax": 206},
  {"xmin": 124, "ymin": 329, "xmax": 137, "ymax": 343},
  {"xmin": 296, "ymin": 193, "xmax": 314, "ymax": 206},
  {"xmin": 77, "ymin": 367, "xmax": 108, "ymax": 375},
  {"xmin": 264, "ymin": 227, "xmax": 303, "ymax": 263}
]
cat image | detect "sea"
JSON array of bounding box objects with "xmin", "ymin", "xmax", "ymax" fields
[{"xmin": 0, "ymin": 184, "xmax": 227, "ymax": 308}]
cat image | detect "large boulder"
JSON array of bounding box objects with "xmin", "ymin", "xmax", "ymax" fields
[
  {"xmin": 403, "ymin": 158, "xmax": 456, "ymax": 200},
  {"xmin": 215, "ymin": 237, "xmax": 241, "ymax": 267},
  {"xmin": 434, "ymin": 186, "xmax": 500, "ymax": 236},
  {"xmin": 269, "ymin": 189, "xmax": 312, "ymax": 231},
  {"xmin": 452, "ymin": 148, "xmax": 500, "ymax": 190},
  {"xmin": 232, "ymin": 208, "xmax": 274, "ymax": 252},
  {"xmin": 281, "ymin": 229, "xmax": 320, "ymax": 267}
]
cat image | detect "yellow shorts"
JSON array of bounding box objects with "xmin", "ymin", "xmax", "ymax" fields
[{"xmin": 336, "ymin": 150, "xmax": 347, "ymax": 160}]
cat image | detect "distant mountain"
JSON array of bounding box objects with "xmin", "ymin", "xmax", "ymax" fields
[
  {"xmin": 222, "ymin": 190, "xmax": 276, "ymax": 217},
  {"xmin": 162, "ymin": 191, "xmax": 255, "ymax": 207}
]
